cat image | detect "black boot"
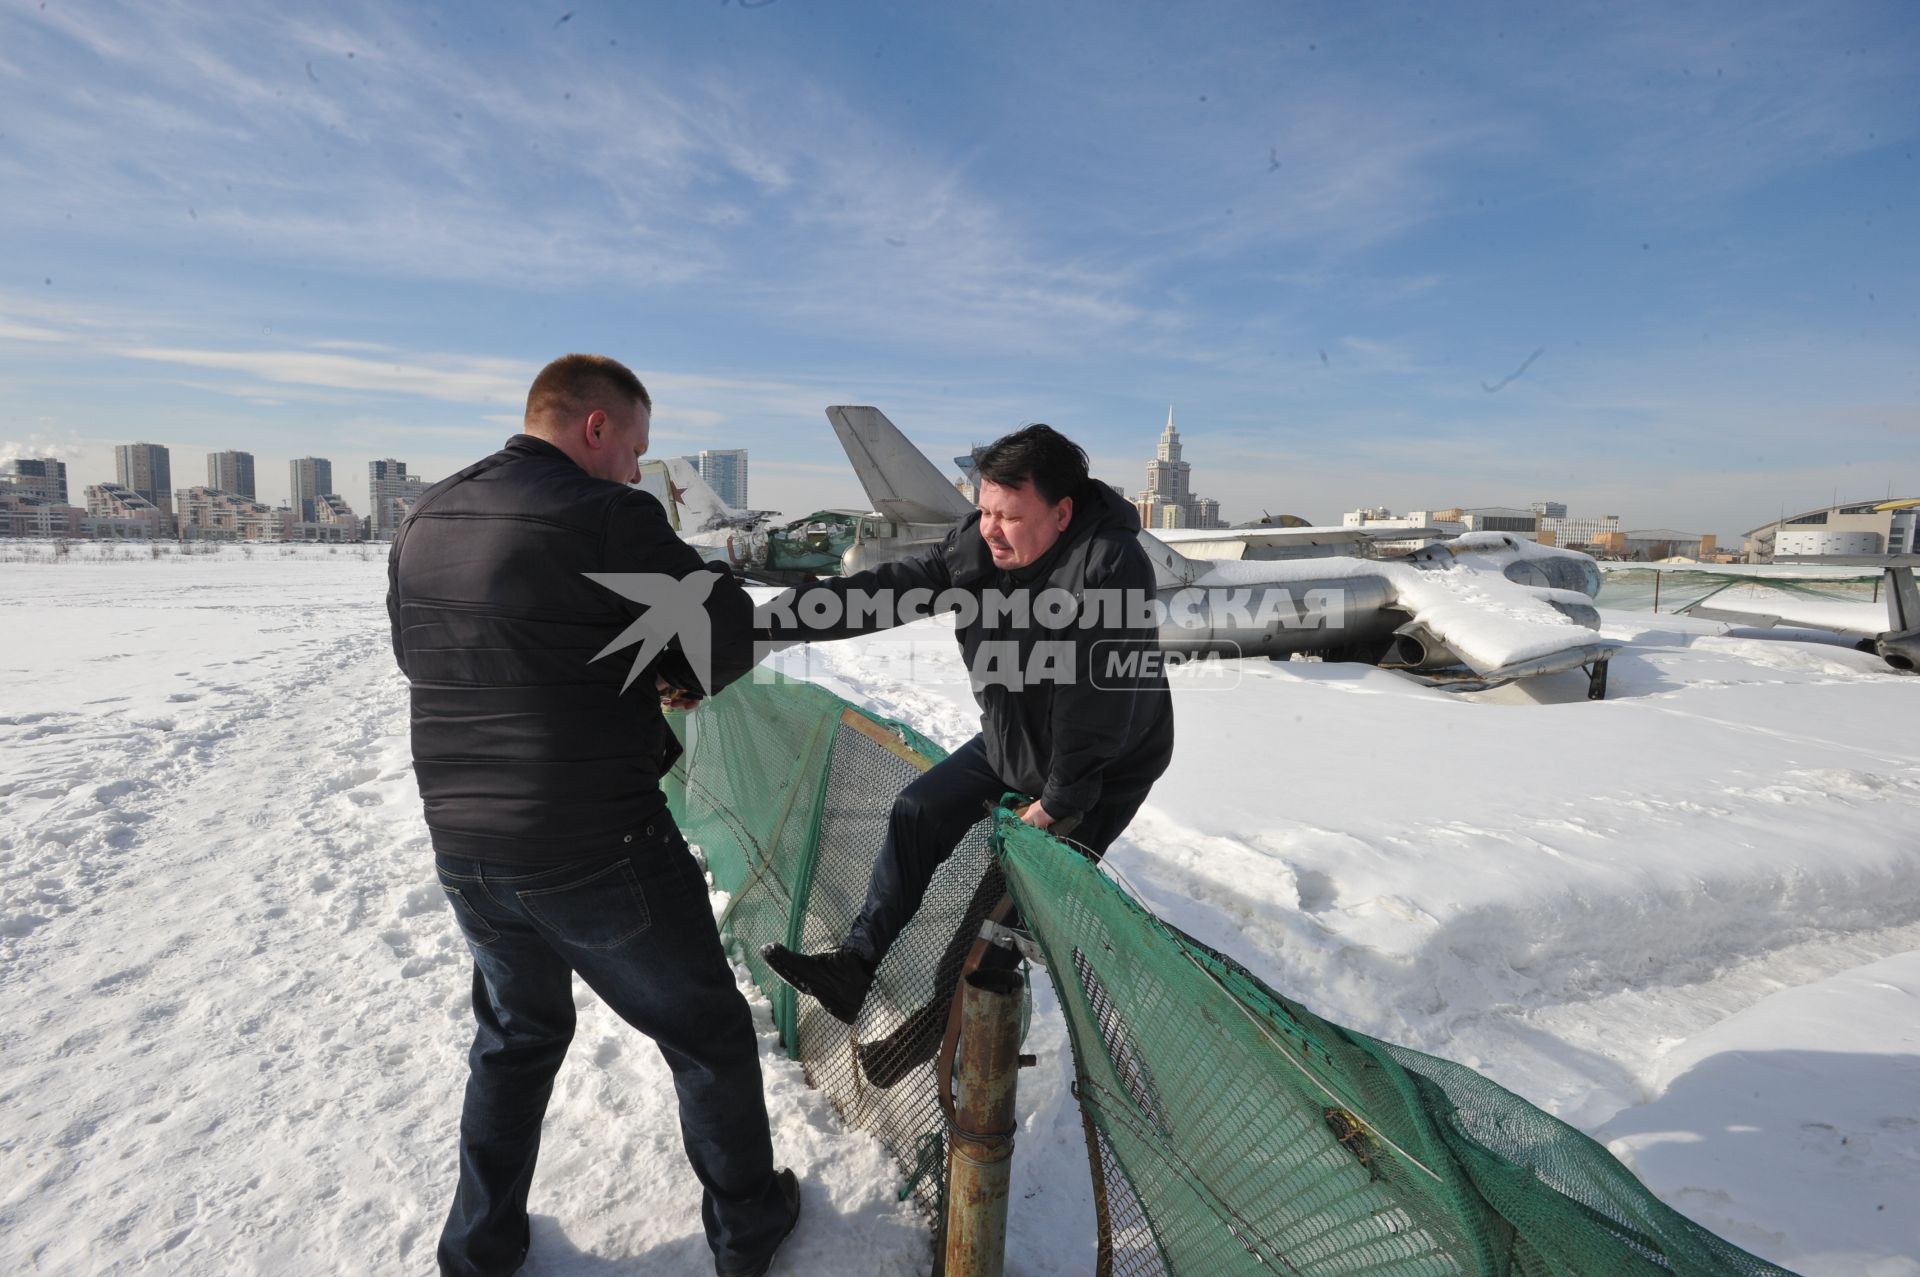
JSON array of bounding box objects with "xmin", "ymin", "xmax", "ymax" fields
[
  {"xmin": 856, "ymin": 996, "xmax": 948, "ymax": 1089},
  {"xmin": 715, "ymin": 1168, "xmax": 801, "ymax": 1277},
  {"xmin": 761, "ymin": 943, "xmax": 876, "ymax": 1025}
]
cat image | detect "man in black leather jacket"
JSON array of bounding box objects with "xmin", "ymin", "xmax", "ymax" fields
[
  {"xmin": 759, "ymin": 425, "xmax": 1174, "ymax": 1030},
  {"xmin": 389, "ymin": 354, "xmax": 798, "ymax": 1277}
]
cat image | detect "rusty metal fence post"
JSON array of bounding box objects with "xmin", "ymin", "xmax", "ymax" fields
[{"xmin": 942, "ymin": 968, "xmax": 1024, "ymax": 1277}]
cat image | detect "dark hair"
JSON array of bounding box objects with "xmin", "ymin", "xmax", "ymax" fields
[
  {"xmin": 525, "ymin": 353, "xmax": 651, "ymax": 425},
  {"xmin": 974, "ymin": 424, "xmax": 1088, "ymax": 506}
]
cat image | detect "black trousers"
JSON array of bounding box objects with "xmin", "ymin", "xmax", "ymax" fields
[{"xmin": 844, "ymin": 733, "xmax": 1148, "ymax": 965}]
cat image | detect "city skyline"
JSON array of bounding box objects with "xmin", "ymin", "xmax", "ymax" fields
[
  {"xmin": 7, "ymin": 427, "xmax": 1914, "ymax": 557},
  {"xmin": 8, "ymin": 418, "xmax": 1918, "ymax": 545},
  {"xmin": 14, "ymin": 379, "xmax": 1913, "ymax": 549},
  {"xmin": 1, "ymin": 2, "xmax": 1914, "ymax": 537}
]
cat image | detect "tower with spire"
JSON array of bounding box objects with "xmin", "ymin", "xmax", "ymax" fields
[{"xmin": 1133, "ymin": 406, "xmax": 1223, "ymax": 528}]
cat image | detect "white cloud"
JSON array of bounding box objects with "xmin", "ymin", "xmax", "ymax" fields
[
  {"xmin": 116, "ymin": 346, "xmax": 531, "ymax": 405},
  {"xmin": 0, "ymin": 5, "xmax": 759, "ymax": 288},
  {"xmin": 310, "ymin": 339, "xmax": 395, "ymax": 353},
  {"xmin": 0, "ymin": 322, "xmax": 73, "ymax": 344},
  {"xmin": 3, "ymin": 3, "xmax": 1912, "ymax": 538},
  {"xmin": 0, "ymin": 3, "xmax": 1161, "ymax": 354}
]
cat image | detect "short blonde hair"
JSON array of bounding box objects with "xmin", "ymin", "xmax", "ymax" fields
[{"xmin": 524, "ymin": 353, "xmax": 650, "ymax": 428}]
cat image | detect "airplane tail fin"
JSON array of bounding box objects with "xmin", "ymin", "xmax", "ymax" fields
[
  {"xmin": 1135, "ymin": 530, "xmax": 1207, "ymax": 590},
  {"xmin": 826, "ymin": 406, "xmax": 976, "ymax": 525},
  {"xmin": 1882, "ymin": 566, "xmax": 1920, "ymax": 672},
  {"xmin": 1888, "ymin": 564, "xmax": 1919, "ymax": 634},
  {"xmin": 633, "ymin": 457, "xmax": 745, "ymax": 534}
]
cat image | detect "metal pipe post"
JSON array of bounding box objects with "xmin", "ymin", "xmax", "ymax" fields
[{"xmin": 943, "ymin": 968, "xmax": 1024, "ymax": 1277}]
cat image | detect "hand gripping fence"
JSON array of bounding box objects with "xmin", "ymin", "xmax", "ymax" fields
[{"xmin": 667, "ymin": 674, "xmax": 1802, "ymax": 1277}]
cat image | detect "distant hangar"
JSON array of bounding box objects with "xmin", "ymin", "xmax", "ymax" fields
[{"xmin": 1745, "ymin": 498, "xmax": 1920, "ymax": 564}]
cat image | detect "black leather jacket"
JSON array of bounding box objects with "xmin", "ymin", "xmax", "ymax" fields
[{"xmin": 388, "ymin": 435, "xmax": 754, "ymax": 862}]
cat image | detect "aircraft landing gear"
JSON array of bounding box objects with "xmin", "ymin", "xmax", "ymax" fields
[{"xmin": 1586, "ymin": 657, "xmax": 1610, "ymax": 701}]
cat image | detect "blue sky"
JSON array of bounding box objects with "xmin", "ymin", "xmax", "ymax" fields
[{"xmin": 1, "ymin": 0, "xmax": 1914, "ymax": 537}]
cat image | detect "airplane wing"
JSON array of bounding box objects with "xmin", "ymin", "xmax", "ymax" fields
[
  {"xmin": 1153, "ymin": 525, "xmax": 1442, "ymax": 560},
  {"xmin": 1378, "ymin": 557, "xmax": 1620, "ymax": 688},
  {"xmin": 1678, "ymin": 587, "xmax": 1889, "ymax": 639},
  {"xmin": 1154, "ymin": 525, "xmax": 1440, "ymax": 546},
  {"xmin": 1679, "ymin": 567, "xmax": 1920, "ymax": 672},
  {"xmin": 826, "ymin": 406, "xmax": 977, "ymax": 525},
  {"xmin": 1355, "ymin": 525, "xmax": 1443, "ymax": 541},
  {"xmin": 1145, "ymin": 528, "xmax": 1618, "ymax": 687}
]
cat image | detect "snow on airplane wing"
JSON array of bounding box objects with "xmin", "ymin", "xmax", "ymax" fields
[
  {"xmin": 1668, "ymin": 566, "xmax": 1919, "ymax": 672},
  {"xmin": 1154, "ymin": 524, "xmax": 1440, "ymax": 544},
  {"xmin": 1381, "ymin": 543, "xmax": 1618, "ymax": 682},
  {"xmin": 1152, "ymin": 525, "xmax": 1441, "ymax": 544},
  {"xmin": 1678, "ymin": 590, "xmax": 1890, "ymax": 639},
  {"xmin": 1141, "ymin": 529, "xmax": 1618, "ymax": 684},
  {"xmin": 1152, "ymin": 525, "xmax": 1445, "ymax": 562},
  {"xmin": 1386, "ymin": 572, "xmax": 1618, "ymax": 681}
]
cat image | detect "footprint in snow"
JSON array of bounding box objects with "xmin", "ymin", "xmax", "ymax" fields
[
  {"xmin": 92, "ymin": 964, "xmax": 152, "ymax": 992},
  {"xmin": 398, "ymin": 883, "xmax": 441, "ymax": 917}
]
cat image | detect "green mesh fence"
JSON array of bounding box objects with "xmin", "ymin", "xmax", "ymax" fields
[
  {"xmin": 669, "ymin": 675, "xmax": 1801, "ymax": 1277},
  {"xmin": 993, "ymin": 810, "xmax": 1802, "ymax": 1277},
  {"xmin": 1596, "ymin": 568, "xmax": 1883, "ymax": 616},
  {"xmin": 665, "ymin": 673, "xmax": 1006, "ymax": 1223}
]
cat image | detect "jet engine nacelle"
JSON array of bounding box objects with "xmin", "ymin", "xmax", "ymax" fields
[
  {"xmin": 1381, "ymin": 621, "xmax": 1461, "ymax": 671},
  {"xmin": 1879, "ymin": 632, "xmax": 1920, "ymax": 673},
  {"xmin": 1154, "ymin": 575, "xmax": 1402, "ymax": 659},
  {"xmin": 1880, "ymin": 566, "xmax": 1920, "ymax": 672}
]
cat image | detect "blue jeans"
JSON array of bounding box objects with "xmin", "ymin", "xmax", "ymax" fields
[
  {"xmin": 433, "ymin": 821, "xmax": 787, "ymax": 1276},
  {"xmin": 846, "ymin": 734, "xmax": 1150, "ymax": 965}
]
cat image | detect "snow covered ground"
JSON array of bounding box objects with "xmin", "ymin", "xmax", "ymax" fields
[{"xmin": 3, "ymin": 543, "xmax": 1916, "ymax": 1275}]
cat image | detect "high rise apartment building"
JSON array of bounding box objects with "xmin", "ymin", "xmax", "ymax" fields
[
  {"xmin": 0, "ymin": 456, "xmax": 69, "ymax": 504},
  {"xmin": 0, "ymin": 457, "xmax": 82, "ymax": 538},
  {"xmin": 207, "ymin": 450, "xmax": 257, "ymax": 499},
  {"xmin": 116, "ymin": 443, "xmax": 173, "ymax": 516},
  {"xmin": 289, "ymin": 457, "xmax": 334, "ymax": 522},
  {"xmin": 369, "ymin": 459, "xmax": 428, "ymax": 538},
  {"xmin": 1132, "ymin": 408, "xmax": 1225, "ymax": 530},
  {"xmin": 695, "ymin": 449, "xmax": 749, "ymax": 509}
]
